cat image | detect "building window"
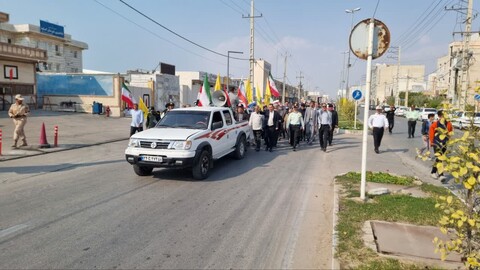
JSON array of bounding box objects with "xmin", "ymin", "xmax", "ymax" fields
[
  {"xmin": 73, "ymin": 51, "xmax": 77, "ymax": 58},
  {"xmin": 7, "ymin": 38, "xmax": 11, "ymax": 44},
  {"xmin": 56, "ymin": 64, "xmax": 61, "ymax": 71}
]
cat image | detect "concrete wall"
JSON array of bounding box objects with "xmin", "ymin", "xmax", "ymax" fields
[{"xmin": 0, "ymin": 60, "xmax": 35, "ymax": 84}]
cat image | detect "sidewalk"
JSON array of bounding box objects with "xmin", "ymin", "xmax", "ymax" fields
[{"xmin": 0, "ymin": 110, "xmax": 131, "ymax": 161}]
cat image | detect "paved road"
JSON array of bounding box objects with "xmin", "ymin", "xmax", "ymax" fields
[{"xmin": 0, "ymin": 115, "xmax": 445, "ymax": 269}]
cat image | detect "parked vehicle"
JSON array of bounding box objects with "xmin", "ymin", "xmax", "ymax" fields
[
  {"xmin": 125, "ymin": 107, "xmax": 251, "ymax": 180},
  {"xmin": 451, "ymin": 111, "xmax": 480, "ymax": 130},
  {"xmin": 417, "ymin": 108, "xmax": 437, "ymax": 121},
  {"xmin": 394, "ymin": 106, "xmax": 408, "ymax": 117}
]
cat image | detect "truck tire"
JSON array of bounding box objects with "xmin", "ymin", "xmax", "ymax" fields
[
  {"xmin": 233, "ymin": 135, "xmax": 247, "ymax": 160},
  {"xmin": 192, "ymin": 150, "xmax": 211, "ymax": 180},
  {"xmin": 133, "ymin": 164, "xmax": 153, "ymax": 176}
]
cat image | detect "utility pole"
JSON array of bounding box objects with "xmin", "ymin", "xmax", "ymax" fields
[
  {"xmin": 282, "ymin": 52, "xmax": 290, "ymax": 104},
  {"xmin": 446, "ymin": 0, "xmax": 477, "ymax": 110},
  {"xmin": 242, "ymin": 0, "xmax": 262, "ymax": 85},
  {"xmin": 404, "ymin": 71, "xmax": 411, "ymax": 107},
  {"xmin": 296, "ymin": 72, "xmax": 304, "ymax": 102}
]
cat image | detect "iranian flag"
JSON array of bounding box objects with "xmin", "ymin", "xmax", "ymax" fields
[
  {"xmin": 268, "ymin": 72, "xmax": 280, "ymax": 97},
  {"xmin": 121, "ymin": 83, "xmax": 134, "ymax": 107},
  {"xmin": 237, "ymin": 81, "xmax": 248, "ymax": 106},
  {"xmin": 197, "ymin": 74, "xmax": 212, "ymax": 107}
]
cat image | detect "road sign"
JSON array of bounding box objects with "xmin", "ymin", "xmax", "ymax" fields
[
  {"xmin": 350, "ymin": 18, "xmax": 390, "ymax": 60},
  {"xmin": 352, "ymin": 89, "xmax": 362, "ymax": 100},
  {"xmin": 475, "ymin": 94, "xmax": 480, "ymax": 101}
]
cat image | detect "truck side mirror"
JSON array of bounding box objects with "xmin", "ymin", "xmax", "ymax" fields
[{"xmin": 212, "ymin": 121, "xmax": 223, "ymax": 130}]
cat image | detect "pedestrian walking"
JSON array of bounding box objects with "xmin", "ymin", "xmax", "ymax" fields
[
  {"xmin": 235, "ymin": 104, "xmax": 250, "ymax": 122},
  {"xmin": 129, "ymin": 103, "xmax": 144, "ymax": 136},
  {"xmin": 317, "ymin": 103, "xmax": 332, "ymax": 152},
  {"xmin": 429, "ymin": 110, "xmax": 453, "ymax": 182},
  {"xmin": 286, "ymin": 104, "xmax": 305, "ymax": 151},
  {"xmin": 299, "ymin": 103, "xmax": 306, "ymax": 141},
  {"xmin": 385, "ymin": 105, "xmax": 396, "ymax": 134},
  {"xmin": 405, "ymin": 105, "xmax": 420, "ymax": 138},
  {"xmin": 249, "ymin": 105, "xmax": 264, "ymax": 152},
  {"xmin": 328, "ymin": 103, "xmax": 338, "ymax": 146},
  {"xmin": 368, "ymin": 106, "xmax": 389, "ymax": 154},
  {"xmin": 419, "ymin": 113, "xmax": 435, "ymax": 157},
  {"xmin": 8, "ymin": 94, "xmax": 29, "ymax": 148},
  {"xmin": 262, "ymin": 104, "xmax": 281, "ymax": 152},
  {"xmin": 146, "ymin": 106, "xmax": 160, "ymax": 129},
  {"xmin": 304, "ymin": 101, "xmax": 318, "ymax": 144}
]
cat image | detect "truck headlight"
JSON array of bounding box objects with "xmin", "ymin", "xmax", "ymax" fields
[
  {"xmin": 170, "ymin": 140, "xmax": 192, "ymax": 150},
  {"xmin": 128, "ymin": 138, "xmax": 140, "ymax": 147}
]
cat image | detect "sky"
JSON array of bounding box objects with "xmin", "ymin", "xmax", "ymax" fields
[{"xmin": 1, "ymin": 0, "xmax": 477, "ymax": 98}]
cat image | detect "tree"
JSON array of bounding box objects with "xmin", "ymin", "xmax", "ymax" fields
[{"xmin": 424, "ymin": 123, "xmax": 480, "ymax": 269}]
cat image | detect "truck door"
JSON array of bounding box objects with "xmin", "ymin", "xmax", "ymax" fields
[
  {"xmin": 210, "ymin": 111, "xmax": 227, "ymax": 158},
  {"xmin": 222, "ymin": 110, "xmax": 237, "ymax": 149}
]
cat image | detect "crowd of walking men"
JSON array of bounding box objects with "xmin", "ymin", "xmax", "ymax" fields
[{"xmin": 248, "ymin": 101, "xmax": 338, "ymax": 152}]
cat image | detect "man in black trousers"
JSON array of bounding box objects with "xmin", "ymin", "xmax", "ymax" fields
[
  {"xmin": 385, "ymin": 105, "xmax": 396, "ymax": 134},
  {"xmin": 263, "ymin": 103, "xmax": 282, "ymax": 152},
  {"xmin": 368, "ymin": 106, "xmax": 389, "ymax": 153},
  {"xmin": 328, "ymin": 103, "xmax": 338, "ymax": 146}
]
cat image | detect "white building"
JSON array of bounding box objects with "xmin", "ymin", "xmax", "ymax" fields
[{"xmin": 0, "ymin": 13, "xmax": 88, "ymax": 73}]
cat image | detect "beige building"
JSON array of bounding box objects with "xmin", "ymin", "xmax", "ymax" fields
[
  {"xmin": 435, "ymin": 34, "xmax": 480, "ymax": 108},
  {"xmin": 0, "ymin": 12, "xmax": 88, "ymax": 74},
  {"xmin": 371, "ymin": 64, "xmax": 425, "ymax": 106}
]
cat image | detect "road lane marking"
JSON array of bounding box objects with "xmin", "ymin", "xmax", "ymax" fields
[{"xmin": 0, "ymin": 224, "xmax": 29, "ymax": 239}]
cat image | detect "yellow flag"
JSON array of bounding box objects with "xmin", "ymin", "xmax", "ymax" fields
[
  {"xmin": 264, "ymin": 82, "xmax": 271, "ymax": 106},
  {"xmin": 138, "ymin": 96, "xmax": 149, "ymax": 119},
  {"xmin": 246, "ymin": 79, "xmax": 253, "ymax": 104},
  {"xmin": 214, "ymin": 73, "xmax": 221, "ymax": 91},
  {"xmin": 256, "ymin": 84, "xmax": 262, "ymax": 103}
]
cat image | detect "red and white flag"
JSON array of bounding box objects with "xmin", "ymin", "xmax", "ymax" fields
[
  {"xmin": 268, "ymin": 72, "xmax": 280, "ymax": 97},
  {"xmin": 237, "ymin": 81, "xmax": 248, "ymax": 106},
  {"xmin": 121, "ymin": 83, "xmax": 134, "ymax": 108}
]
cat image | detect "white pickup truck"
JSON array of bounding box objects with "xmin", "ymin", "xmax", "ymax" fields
[{"xmin": 125, "ymin": 107, "xmax": 251, "ymax": 180}]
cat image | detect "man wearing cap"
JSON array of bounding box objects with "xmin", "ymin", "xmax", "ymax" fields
[
  {"xmin": 161, "ymin": 102, "xmax": 175, "ymax": 118},
  {"xmin": 368, "ymin": 106, "xmax": 389, "ymax": 154},
  {"xmin": 317, "ymin": 103, "xmax": 332, "ymax": 152},
  {"xmin": 8, "ymin": 94, "xmax": 30, "ymax": 148},
  {"xmin": 286, "ymin": 104, "xmax": 305, "ymax": 151}
]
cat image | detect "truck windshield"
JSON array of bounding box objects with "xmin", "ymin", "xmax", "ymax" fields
[{"xmin": 156, "ymin": 111, "xmax": 211, "ymax": 130}]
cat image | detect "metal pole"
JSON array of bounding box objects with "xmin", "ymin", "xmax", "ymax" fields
[
  {"xmin": 354, "ymin": 100, "xmax": 358, "ymax": 129},
  {"xmin": 345, "ymin": 7, "xmax": 361, "ymax": 100},
  {"xmin": 395, "ymin": 46, "xmax": 401, "ymax": 106},
  {"xmin": 360, "ymin": 17, "xmax": 375, "ymax": 201},
  {"xmin": 282, "ymin": 54, "xmax": 287, "ymax": 104}
]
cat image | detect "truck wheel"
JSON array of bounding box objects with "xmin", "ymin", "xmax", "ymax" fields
[
  {"xmin": 233, "ymin": 135, "xmax": 247, "ymax": 160},
  {"xmin": 192, "ymin": 150, "xmax": 211, "ymax": 180},
  {"xmin": 133, "ymin": 164, "xmax": 153, "ymax": 176}
]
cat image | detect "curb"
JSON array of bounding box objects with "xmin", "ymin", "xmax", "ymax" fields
[
  {"xmin": 332, "ymin": 176, "xmax": 342, "ymax": 270},
  {"xmin": 0, "ymin": 137, "xmax": 129, "ymax": 162},
  {"xmin": 338, "ymin": 129, "xmax": 363, "ymax": 135}
]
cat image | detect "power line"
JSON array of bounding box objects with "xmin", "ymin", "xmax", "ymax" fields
[
  {"xmin": 93, "ymin": 0, "xmax": 226, "ymax": 66},
  {"xmin": 118, "ymin": 0, "xmax": 248, "ymax": 61}
]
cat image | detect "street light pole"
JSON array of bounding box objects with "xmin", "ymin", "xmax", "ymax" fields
[
  {"xmin": 345, "ymin": 7, "xmax": 361, "ymax": 100},
  {"xmin": 226, "ymin": 51, "xmax": 243, "ymax": 102}
]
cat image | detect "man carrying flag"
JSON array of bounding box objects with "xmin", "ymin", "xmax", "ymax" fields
[{"xmin": 197, "ymin": 74, "xmax": 212, "ymax": 107}]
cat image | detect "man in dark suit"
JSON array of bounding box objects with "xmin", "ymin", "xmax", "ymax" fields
[
  {"xmin": 263, "ymin": 103, "xmax": 282, "ymax": 152},
  {"xmin": 328, "ymin": 103, "xmax": 339, "ymax": 146}
]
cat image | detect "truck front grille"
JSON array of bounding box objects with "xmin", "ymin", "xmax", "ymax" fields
[{"xmin": 139, "ymin": 141, "xmax": 170, "ymax": 149}]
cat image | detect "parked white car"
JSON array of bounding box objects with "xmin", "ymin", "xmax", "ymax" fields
[
  {"xmin": 417, "ymin": 108, "xmax": 437, "ymax": 121},
  {"xmin": 451, "ymin": 111, "xmax": 480, "ymax": 129},
  {"xmin": 394, "ymin": 106, "xmax": 408, "ymax": 117}
]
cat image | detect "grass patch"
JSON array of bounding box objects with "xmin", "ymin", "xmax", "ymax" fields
[
  {"xmin": 339, "ymin": 120, "xmax": 363, "ymax": 130},
  {"xmin": 337, "ymin": 171, "xmax": 415, "ymax": 186},
  {"xmin": 336, "ymin": 172, "xmax": 447, "ymax": 269}
]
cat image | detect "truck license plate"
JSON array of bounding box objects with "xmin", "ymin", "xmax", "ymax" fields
[{"xmin": 141, "ymin": 156, "xmax": 163, "ymax": 162}]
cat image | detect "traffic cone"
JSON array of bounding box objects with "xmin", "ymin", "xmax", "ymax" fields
[{"xmin": 39, "ymin": 122, "xmax": 50, "ymax": 148}]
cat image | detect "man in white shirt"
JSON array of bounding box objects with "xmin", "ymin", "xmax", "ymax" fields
[
  {"xmin": 368, "ymin": 106, "xmax": 389, "ymax": 154},
  {"xmin": 317, "ymin": 103, "xmax": 332, "ymax": 152},
  {"xmin": 130, "ymin": 103, "xmax": 144, "ymax": 136},
  {"xmin": 248, "ymin": 105, "xmax": 264, "ymax": 152}
]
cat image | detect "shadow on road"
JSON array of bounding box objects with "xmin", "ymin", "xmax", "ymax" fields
[{"xmin": 0, "ymin": 159, "xmax": 124, "ymax": 174}]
